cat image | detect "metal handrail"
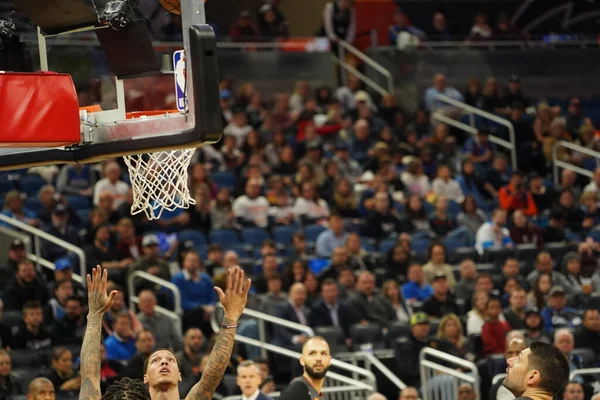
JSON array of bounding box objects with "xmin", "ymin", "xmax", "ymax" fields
[
  {"xmin": 552, "ymin": 140, "xmax": 600, "ymax": 186},
  {"xmin": 127, "ymin": 270, "xmax": 183, "ymax": 335},
  {"xmin": 337, "ymin": 39, "xmax": 394, "ymax": 94},
  {"xmin": 330, "ymin": 55, "xmax": 388, "ymax": 97},
  {"xmin": 434, "ymin": 93, "xmax": 517, "ymax": 169},
  {"xmin": 221, "ymin": 385, "xmax": 370, "ymax": 400},
  {"xmin": 570, "ymin": 368, "xmax": 600, "ymax": 381},
  {"xmin": 0, "ymin": 213, "xmax": 86, "ymax": 280},
  {"xmin": 492, "ymin": 373, "xmax": 506, "ymax": 385},
  {"xmin": 336, "ymin": 351, "xmax": 407, "ymax": 390},
  {"xmin": 419, "ymin": 347, "xmax": 479, "ymax": 400},
  {"xmin": 376, "ymin": 39, "xmax": 600, "ymax": 50}
]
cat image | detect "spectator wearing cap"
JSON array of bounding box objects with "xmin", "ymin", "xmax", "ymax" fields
[
  {"xmin": 481, "ymin": 296, "xmax": 511, "ymax": 356},
  {"xmin": 1, "ymin": 190, "xmax": 40, "ymax": 228},
  {"xmin": 402, "ymin": 264, "xmax": 434, "ymax": 303},
  {"xmin": 131, "ymin": 234, "xmax": 171, "ymax": 283},
  {"xmin": 541, "ymin": 210, "xmax": 567, "ymax": 243},
  {"xmin": 136, "ymin": 290, "xmax": 184, "ymax": 351},
  {"xmin": 51, "ymin": 295, "xmax": 86, "ymax": 345},
  {"xmin": 523, "ymin": 308, "xmax": 550, "ymax": 346},
  {"xmin": 41, "ymin": 203, "xmax": 81, "ymax": 261},
  {"xmin": 172, "ymin": 251, "xmax": 216, "ymax": 333},
  {"xmin": 229, "ymin": 10, "xmax": 259, "ymax": 42},
  {"xmin": 84, "ymin": 224, "xmax": 133, "ymax": 284},
  {"xmin": 499, "ymin": 171, "xmax": 538, "ymax": 216},
  {"xmin": 232, "ymin": 179, "xmax": 270, "ymax": 229},
  {"xmin": 464, "ymin": 129, "xmax": 496, "ymax": 171},
  {"xmin": 332, "ymin": 142, "xmax": 363, "ymax": 181},
  {"xmin": 421, "ymin": 273, "xmax": 458, "ymax": 319},
  {"xmin": 509, "ymin": 209, "xmax": 543, "ymax": 249},
  {"xmin": 6, "ymin": 239, "xmax": 27, "ymax": 273},
  {"xmin": 423, "ymin": 73, "xmax": 464, "ymax": 114},
  {"xmin": 501, "ymin": 75, "xmax": 528, "ymax": 109},
  {"xmin": 475, "ymin": 208, "xmax": 512, "ymax": 255},
  {"xmin": 43, "ymin": 278, "xmax": 73, "ymax": 324},
  {"xmin": 541, "ymin": 286, "xmax": 581, "ymax": 332},
  {"xmin": 2, "ymin": 260, "xmax": 49, "ymax": 312},
  {"xmin": 93, "ymin": 161, "xmax": 129, "ymax": 209},
  {"xmin": 396, "ymin": 312, "xmax": 431, "ymax": 387},
  {"xmin": 574, "ymin": 309, "xmax": 600, "ymax": 356}
]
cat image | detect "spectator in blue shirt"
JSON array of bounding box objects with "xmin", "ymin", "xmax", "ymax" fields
[
  {"xmin": 389, "ymin": 8, "xmax": 425, "ymax": 45},
  {"xmin": 402, "ymin": 264, "xmax": 434, "ymax": 303},
  {"xmin": 315, "ymin": 213, "xmax": 348, "ymax": 257},
  {"xmin": 2, "ymin": 190, "xmax": 40, "ymax": 228},
  {"xmin": 541, "ymin": 286, "xmax": 581, "ymax": 332},
  {"xmin": 423, "ymin": 74, "xmax": 464, "ymax": 114},
  {"xmin": 464, "ymin": 129, "xmax": 497, "ymax": 172},
  {"xmin": 104, "ymin": 311, "xmax": 137, "ymax": 361}
]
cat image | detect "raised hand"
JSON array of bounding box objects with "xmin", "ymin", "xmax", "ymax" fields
[
  {"xmin": 214, "ymin": 266, "xmax": 251, "ymax": 322},
  {"xmin": 87, "ymin": 266, "xmax": 118, "ymax": 315}
]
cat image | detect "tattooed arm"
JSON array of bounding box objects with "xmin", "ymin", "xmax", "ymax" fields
[
  {"xmin": 185, "ymin": 267, "xmax": 251, "ymax": 400},
  {"xmin": 79, "ymin": 266, "xmax": 117, "ymax": 400}
]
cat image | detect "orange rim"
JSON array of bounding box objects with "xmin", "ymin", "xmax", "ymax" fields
[{"xmin": 126, "ymin": 110, "xmax": 180, "ymax": 119}]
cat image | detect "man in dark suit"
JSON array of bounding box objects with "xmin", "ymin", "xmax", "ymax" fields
[
  {"xmin": 119, "ymin": 330, "xmax": 156, "ymax": 380},
  {"xmin": 573, "ymin": 308, "xmax": 600, "ymax": 356},
  {"xmin": 236, "ymin": 360, "xmax": 273, "ymax": 400},
  {"xmin": 310, "ymin": 278, "xmax": 354, "ymax": 340},
  {"xmin": 273, "ymin": 283, "xmax": 311, "ymax": 351}
]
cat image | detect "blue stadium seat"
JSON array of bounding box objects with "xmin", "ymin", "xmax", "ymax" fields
[
  {"xmin": 304, "ymin": 224, "xmax": 326, "ymax": 242},
  {"xmin": 272, "ymin": 225, "xmax": 296, "ymax": 245},
  {"xmin": 225, "ymin": 243, "xmax": 252, "ymax": 258},
  {"xmin": 0, "ymin": 180, "xmax": 15, "ymax": 192},
  {"xmin": 394, "ymin": 202, "xmax": 405, "ymax": 214},
  {"xmin": 178, "ymin": 229, "xmax": 207, "ymax": 247},
  {"xmin": 18, "ymin": 175, "xmax": 46, "ymax": 195},
  {"xmin": 241, "ymin": 227, "xmax": 271, "ymax": 247},
  {"xmin": 209, "ymin": 229, "xmax": 240, "ymax": 246},
  {"xmin": 24, "ymin": 197, "xmax": 43, "ymax": 214},
  {"xmin": 411, "ymin": 239, "xmax": 431, "ymax": 257},
  {"xmin": 447, "ymin": 201, "xmax": 462, "ymax": 216},
  {"xmin": 423, "ymin": 201, "xmax": 435, "ymax": 215},
  {"xmin": 65, "ymin": 195, "xmax": 91, "ymax": 211},
  {"xmin": 378, "ymin": 238, "xmax": 396, "ymax": 254},
  {"xmin": 76, "ymin": 210, "xmax": 90, "ymax": 227},
  {"xmin": 211, "ymin": 171, "xmax": 236, "ymax": 190},
  {"xmin": 360, "ymin": 237, "xmax": 377, "ymax": 252}
]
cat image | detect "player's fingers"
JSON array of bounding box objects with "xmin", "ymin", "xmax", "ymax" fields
[
  {"xmin": 214, "ymin": 286, "xmax": 225, "ymax": 301},
  {"xmin": 237, "ymin": 269, "xmax": 245, "ymax": 293},
  {"xmin": 107, "ymin": 290, "xmax": 118, "ymax": 303},
  {"xmin": 243, "ymin": 278, "xmax": 252, "ymax": 294},
  {"xmin": 87, "ymin": 274, "xmax": 92, "ymax": 292},
  {"xmin": 102, "ymin": 268, "xmax": 108, "ymax": 292},
  {"xmin": 226, "ymin": 268, "xmax": 234, "ymax": 293}
]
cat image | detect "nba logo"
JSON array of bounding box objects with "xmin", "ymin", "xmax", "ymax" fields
[{"xmin": 173, "ymin": 50, "xmax": 186, "ymax": 112}]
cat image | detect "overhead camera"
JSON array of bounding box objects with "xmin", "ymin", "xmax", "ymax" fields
[{"xmin": 99, "ymin": 0, "xmax": 139, "ymax": 31}]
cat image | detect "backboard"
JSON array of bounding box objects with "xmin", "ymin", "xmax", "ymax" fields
[{"xmin": 0, "ymin": 0, "xmax": 222, "ymax": 171}]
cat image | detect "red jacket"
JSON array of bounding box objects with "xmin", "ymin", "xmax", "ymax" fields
[{"xmin": 482, "ymin": 319, "xmax": 511, "ymax": 357}]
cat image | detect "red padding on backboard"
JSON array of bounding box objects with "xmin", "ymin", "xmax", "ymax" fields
[{"xmin": 0, "ymin": 72, "xmax": 80, "ymax": 148}]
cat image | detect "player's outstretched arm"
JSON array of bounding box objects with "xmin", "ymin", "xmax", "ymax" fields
[
  {"xmin": 185, "ymin": 266, "xmax": 250, "ymax": 400},
  {"xmin": 79, "ymin": 266, "xmax": 117, "ymax": 400}
]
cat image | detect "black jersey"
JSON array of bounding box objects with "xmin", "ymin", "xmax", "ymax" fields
[{"xmin": 279, "ymin": 377, "xmax": 322, "ymax": 400}]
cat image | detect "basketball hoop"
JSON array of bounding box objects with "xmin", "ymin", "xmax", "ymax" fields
[{"xmin": 122, "ymin": 110, "xmax": 196, "ymax": 220}]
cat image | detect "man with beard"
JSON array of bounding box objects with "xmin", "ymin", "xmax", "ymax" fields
[
  {"xmin": 502, "ymin": 341, "xmax": 570, "ymax": 400},
  {"xmin": 279, "ymin": 337, "xmax": 332, "ymax": 400}
]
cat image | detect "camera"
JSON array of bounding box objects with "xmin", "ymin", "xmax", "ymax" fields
[{"xmin": 99, "ymin": 0, "xmax": 139, "ymax": 31}]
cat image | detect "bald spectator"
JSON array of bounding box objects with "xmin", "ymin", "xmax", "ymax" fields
[
  {"xmin": 93, "ymin": 161, "xmax": 129, "ymax": 209},
  {"xmin": 136, "ymin": 290, "xmax": 184, "ymax": 351},
  {"xmin": 367, "ymin": 393, "xmax": 387, "ymax": 400},
  {"xmin": 347, "ymin": 271, "xmax": 396, "ymax": 327},
  {"xmin": 175, "ymin": 328, "xmax": 206, "ymax": 380},
  {"xmin": 273, "ymin": 283, "xmax": 310, "ymax": 350},
  {"xmin": 399, "ymin": 387, "xmax": 419, "ymax": 400},
  {"xmin": 27, "ymin": 377, "xmax": 55, "ymax": 400},
  {"xmin": 233, "ymin": 179, "xmax": 270, "ymax": 228},
  {"xmin": 423, "ymin": 73, "xmax": 464, "ymax": 114},
  {"xmin": 554, "ymin": 329, "xmax": 583, "ymax": 380}
]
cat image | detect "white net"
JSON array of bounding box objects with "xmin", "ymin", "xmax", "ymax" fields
[{"xmin": 123, "ymin": 149, "xmax": 196, "ymax": 220}]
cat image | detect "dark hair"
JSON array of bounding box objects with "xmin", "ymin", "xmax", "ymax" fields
[
  {"xmin": 475, "ymin": 273, "xmax": 492, "ymax": 283},
  {"xmin": 51, "ymin": 346, "xmax": 71, "ymax": 361},
  {"xmin": 22, "ymin": 300, "xmax": 41, "ymax": 313},
  {"xmin": 261, "ymin": 239, "xmax": 276, "ymax": 249},
  {"xmin": 54, "ymin": 278, "xmax": 72, "ymax": 291},
  {"xmin": 321, "ymin": 278, "xmax": 337, "ymax": 287},
  {"xmin": 485, "ymin": 296, "xmax": 501, "ymax": 309},
  {"xmin": 136, "ymin": 329, "xmax": 154, "ymax": 341},
  {"xmin": 207, "ymin": 244, "xmax": 222, "ymax": 253},
  {"xmin": 65, "ymin": 295, "xmax": 83, "ymax": 306},
  {"xmin": 143, "ymin": 349, "xmax": 181, "ymax": 374},
  {"xmin": 527, "ymin": 341, "xmax": 570, "ymax": 394},
  {"xmin": 104, "ymin": 377, "xmax": 150, "ymax": 400},
  {"xmin": 266, "ymin": 272, "xmax": 282, "ymax": 282}
]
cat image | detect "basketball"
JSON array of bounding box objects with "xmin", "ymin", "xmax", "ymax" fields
[{"xmin": 159, "ymin": 0, "xmax": 206, "ymax": 15}]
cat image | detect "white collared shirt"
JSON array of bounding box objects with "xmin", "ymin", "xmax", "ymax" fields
[{"xmin": 241, "ymin": 389, "xmax": 260, "ymax": 400}]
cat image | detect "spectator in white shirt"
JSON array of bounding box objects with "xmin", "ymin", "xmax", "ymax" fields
[
  {"xmin": 232, "ymin": 179, "xmax": 270, "ymax": 228},
  {"xmin": 475, "ymin": 208, "xmax": 513, "ymax": 255},
  {"xmin": 224, "ymin": 109, "xmax": 253, "ymax": 148},
  {"xmin": 93, "ymin": 161, "xmax": 129, "ymax": 209},
  {"xmin": 432, "ymin": 164, "xmax": 464, "ymax": 203},
  {"xmin": 236, "ymin": 360, "xmax": 273, "ymax": 400},
  {"xmin": 583, "ymin": 168, "xmax": 600, "ymax": 195},
  {"xmin": 468, "ymin": 13, "xmax": 492, "ymax": 40},
  {"xmin": 268, "ymin": 190, "xmax": 296, "ymax": 227},
  {"xmin": 292, "ymin": 182, "xmax": 330, "ymax": 226}
]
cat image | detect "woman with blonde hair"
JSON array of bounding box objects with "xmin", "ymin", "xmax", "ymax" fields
[
  {"xmin": 466, "ymin": 290, "xmax": 489, "ymax": 335},
  {"xmin": 533, "ymin": 102, "xmax": 553, "ymax": 143},
  {"xmin": 437, "ymin": 313, "xmax": 469, "ymax": 358},
  {"xmin": 381, "ymin": 279, "xmax": 412, "ymax": 323}
]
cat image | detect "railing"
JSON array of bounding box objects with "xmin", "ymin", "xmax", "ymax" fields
[
  {"xmin": 419, "ymin": 347, "xmax": 479, "ymax": 400},
  {"xmin": 221, "ymin": 385, "xmax": 369, "ymax": 400},
  {"xmin": 492, "ymin": 373, "xmax": 506, "ymax": 385},
  {"xmin": 0, "ymin": 213, "xmax": 86, "ymax": 282},
  {"xmin": 127, "ymin": 270, "xmax": 183, "ymax": 335},
  {"xmin": 552, "ymin": 140, "xmax": 600, "ymax": 186},
  {"xmin": 336, "ymin": 39, "xmax": 394, "ymax": 95},
  {"xmin": 433, "ymin": 93, "xmax": 517, "ymax": 169},
  {"xmin": 336, "ymin": 350, "xmax": 407, "ymax": 391},
  {"xmin": 212, "ymin": 302, "xmax": 314, "ymax": 359},
  {"xmin": 375, "ymin": 38, "xmax": 600, "ymax": 52},
  {"xmin": 570, "ymin": 368, "xmax": 600, "ymax": 381}
]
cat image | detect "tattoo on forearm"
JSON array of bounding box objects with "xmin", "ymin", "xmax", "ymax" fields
[
  {"xmin": 185, "ymin": 317, "xmax": 237, "ymax": 400},
  {"xmin": 79, "ymin": 313, "xmax": 103, "ymax": 400}
]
